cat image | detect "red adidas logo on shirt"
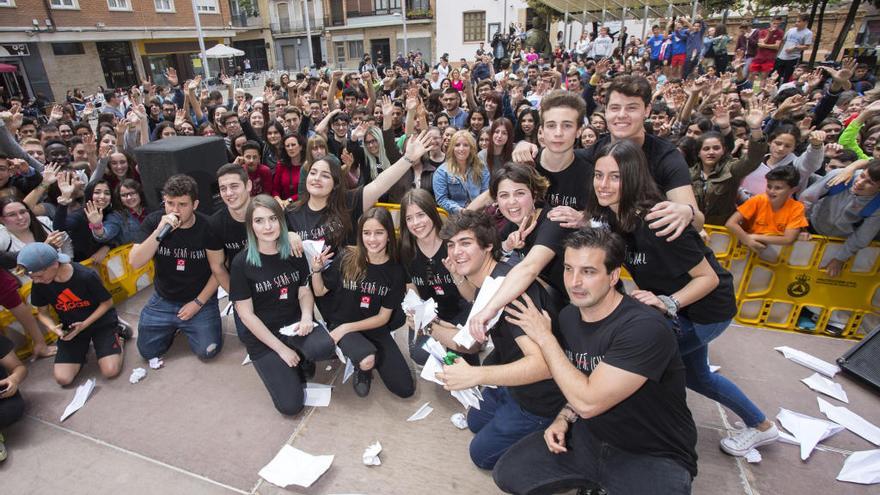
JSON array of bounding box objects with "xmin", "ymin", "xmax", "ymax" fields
[{"xmin": 55, "ymin": 288, "xmax": 92, "ymax": 312}]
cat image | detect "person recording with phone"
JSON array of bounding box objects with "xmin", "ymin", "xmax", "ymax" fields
[{"xmin": 129, "ymin": 174, "xmax": 224, "ymax": 363}]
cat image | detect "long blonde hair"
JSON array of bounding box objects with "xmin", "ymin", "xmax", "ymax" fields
[{"xmin": 444, "ymin": 130, "xmax": 485, "ymax": 183}]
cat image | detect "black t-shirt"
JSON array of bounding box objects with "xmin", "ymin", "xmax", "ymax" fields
[
  {"xmin": 0, "ymin": 334, "xmax": 12, "ymax": 382},
  {"xmin": 285, "ymin": 188, "xmax": 365, "ymax": 249},
  {"xmin": 31, "ymin": 263, "xmax": 117, "ymax": 330},
  {"xmin": 405, "ymin": 242, "xmax": 468, "ymax": 323},
  {"xmin": 536, "ymin": 150, "xmax": 592, "ymax": 210},
  {"xmin": 579, "ymin": 134, "xmax": 692, "ymax": 194},
  {"xmin": 499, "ymin": 208, "xmax": 573, "ymax": 295},
  {"xmin": 559, "ymin": 297, "xmax": 698, "ymax": 477},
  {"xmin": 320, "ymin": 252, "xmax": 406, "ymax": 328},
  {"xmin": 483, "ymin": 262, "xmax": 566, "ymax": 418},
  {"xmin": 229, "ymin": 250, "xmax": 310, "ymax": 359},
  {"xmin": 209, "ymin": 208, "xmax": 248, "ymax": 268},
  {"xmin": 623, "ymin": 222, "xmax": 737, "ymax": 323},
  {"xmin": 140, "ymin": 211, "xmax": 222, "ymax": 302}
]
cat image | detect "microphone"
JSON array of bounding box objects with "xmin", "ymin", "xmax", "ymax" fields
[{"xmin": 156, "ymin": 215, "xmax": 177, "ymax": 241}]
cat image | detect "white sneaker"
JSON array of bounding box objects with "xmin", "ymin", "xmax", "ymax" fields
[{"xmin": 720, "ymin": 423, "xmax": 779, "ymax": 456}]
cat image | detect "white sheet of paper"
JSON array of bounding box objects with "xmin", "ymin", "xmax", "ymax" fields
[
  {"xmin": 402, "ymin": 289, "xmax": 438, "ymax": 331},
  {"xmin": 303, "ymin": 385, "xmax": 332, "ymax": 407},
  {"xmin": 221, "ymin": 301, "xmax": 234, "ymax": 317},
  {"xmin": 279, "ymin": 322, "xmax": 300, "ymax": 337},
  {"xmin": 60, "ymin": 378, "xmax": 96, "ymax": 422},
  {"xmin": 334, "ymin": 346, "xmax": 356, "ymax": 384},
  {"xmin": 407, "ymin": 402, "xmax": 434, "ymax": 422},
  {"xmin": 451, "ymin": 388, "xmax": 482, "ymax": 410},
  {"xmin": 420, "ymin": 355, "xmax": 446, "ymax": 386},
  {"xmin": 242, "ymin": 354, "xmax": 252, "ymax": 366},
  {"xmin": 777, "ymin": 407, "xmax": 845, "ymax": 460},
  {"xmin": 148, "ymin": 357, "xmax": 163, "ymax": 370},
  {"xmin": 454, "ymin": 276, "xmax": 507, "ymax": 348},
  {"xmin": 818, "ymin": 397, "xmax": 880, "ymax": 446},
  {"xmin": 422, "ymin": 337, "xmax": 447, "ymax": 362},
  {"xmin": 774, "ymin": 346, "xmax": 840, "ymax": 377},
  {"xmin": 342, "ymin": 358, "xmax": 354, "ymax": 384},
  {"xmin": 837, "ymin": 449, "xmax": 880, "ymax": 484},
  {"xmin": 217, "ymin": 286, "xmax": 228, "ymax": 299},
  {"xmin": 802, "ymin": 373, "xmax": 849, "ymax": 403},
  {"xmin": 451, "ymin": 412, "xmax": 468, "ymax": 429},
  {"xmin": 128, "ymin": 368, "xmax": 146, "ymax": 384},
  {"xmin": 303, "ymin": 239, "xmax": 326, "ymax": 270},
  {"xmin": 258, "ymin": 445, "xmax": 334, "ymax": 488},
  {"xmin": 362, "ymin": 441, "xmax": 382, "ymax": 466}
]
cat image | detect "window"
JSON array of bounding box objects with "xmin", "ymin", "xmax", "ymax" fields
[
  {"xmin": 347, "ymin": 40, "xmax": 364, "ymax": 60},
  {"xmin": 154, "ymin": 0, "xmax": 174, "ymax": 12},
  {"xmin": 107, "ymin": 0, "xmax": 130, "ymax": 10},
  {"xmin": 463, "ymin": 11, "xmax": 486, "ymax": 43},
  {"xmin": 50, "ymin": 0, "xmax": 78, "ymax": 8},
  {"xmin": 52, "ymin": 43, "xmax": 85, "ymax": 55},
  {"xmin": 409, "ymin": 0, "xmax": 429, "ymax": 10},
  {"xmin": 373, "ymin": 0, "xmax": 399, "ymax": 13},
  {"xmin": 335, "ymin": 42, "xmax": 346, "ymax": 63},
  {"xmin": 195, "ymin": 0, "xmax": 218, "ymax": 13},
  {"xmin": 0, "ymin": 0, "xmax": 16, "ymax": 7}
]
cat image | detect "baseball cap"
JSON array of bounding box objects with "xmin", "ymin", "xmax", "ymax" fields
[{"xmin": 17, "ymin": 242, "xmax": 69, "ymax": 273}]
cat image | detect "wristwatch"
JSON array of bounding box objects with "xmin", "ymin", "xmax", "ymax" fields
[{"xmin": 657, "ymin": 295, "xmax": 680, "ymax": 318}]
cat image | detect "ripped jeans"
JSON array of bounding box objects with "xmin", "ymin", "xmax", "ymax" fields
[{"xmin": 136, "ymin": 292, "xmax": 223, "ymax": 360}]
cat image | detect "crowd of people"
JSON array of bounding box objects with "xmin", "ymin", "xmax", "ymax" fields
[{"xmin": 1, "ymin": 12, "xmax": 879, "ymax": 494}]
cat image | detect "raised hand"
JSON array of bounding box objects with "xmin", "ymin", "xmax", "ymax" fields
[
  {"xmin": 84, "ymin": 200, "xmax": 104, "ymax": 224},
  {"xmin": 380, "ymin": 95, "xmax": 394, "ymax": 118},
  {"xmin": 164, "ymin": 67, "xmax": 178, "ymax": 87},
  {"xmin": 57, "ymin": 171, "xmax": 76, "ymax": 200},
  {"xmin": 404, "ymin": 130, "xmax": 436, "ymax": 162},
  {"xmin": 41, "ymin": 162, "xmax": 61, "ymax": 185},
  {"xmin": 175, "ymin": 109, "xmax": 187, "ymax": 127},
  {"xmin": 808, "ymin": 130, "xmax": 826, "ymax": 147},
  {"xmin": 49, "ymin": 104, "xmax": 64, "ymax": 122},
  {"xmin": 712, "ymin": 102, "xmax": 730, "ymax": 129}
]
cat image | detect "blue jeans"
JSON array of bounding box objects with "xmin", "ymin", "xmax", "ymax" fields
[
  {"xmin": 466, "ymin": 386, "xmax": 554, "ymax": 470},
  {"xmin": 677, "ymin": 316, "xmax": 765, "ymax": 427},
  {"xmin": 136, "ymin": 292, "xmax": 222, "ymax": 360},
  {"xmin": 493, "ymin": 422, "xmax": 693, "ymax": 494}
]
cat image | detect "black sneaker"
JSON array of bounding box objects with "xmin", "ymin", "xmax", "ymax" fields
[
  {"xmin": 116, "ymin": 322, "xmax": 133, "ymax": 341},
  {"xmin": 353, "ymin": 369, "xmax": 372, "ymax": 397},
  {"xmin": 300, "ymin": 359, "xmax": 316, "ymax": 381}
]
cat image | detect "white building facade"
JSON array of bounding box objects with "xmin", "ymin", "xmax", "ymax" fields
[{"xmin": 434, "ymin": 0, "xmax": 528, "ymax": 63}]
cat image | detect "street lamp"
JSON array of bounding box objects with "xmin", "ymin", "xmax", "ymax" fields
[{"xmin": 393, "ymin": 6, "xmax": 408, "ymax": 57}]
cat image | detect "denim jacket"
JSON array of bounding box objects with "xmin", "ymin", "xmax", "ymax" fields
[{"xmin": 432, "ymin": 162, "xmax": 489, "ymax": 213}]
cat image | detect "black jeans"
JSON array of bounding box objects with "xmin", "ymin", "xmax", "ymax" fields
[
  {"xmin": 493, "ymin": 423, "xmax": 693, "ymax": 495},
  {"xmin": 337, "ymin": 326, "xmax": 415, "ymax": 398},
  {"xmin": 773, "ymin": 57, "xmax": 799, "ymax": 84},
  {"xmin": 0, "ymin": 392, "xmax": 25, "ymax": 429},
  {"xmin": 237, "ymin": 318, "xmax": 336, "ymax": 416}
]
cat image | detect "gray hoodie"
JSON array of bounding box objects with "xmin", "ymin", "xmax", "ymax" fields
[{"xmin": 800, "ymin": 169, "xmax": 880, "ymax": 261}]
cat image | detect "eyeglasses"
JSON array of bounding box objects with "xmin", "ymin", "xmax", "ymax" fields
[{"xmin": 120, "ymin": 192, "xmax": 138, "ymax": 199}]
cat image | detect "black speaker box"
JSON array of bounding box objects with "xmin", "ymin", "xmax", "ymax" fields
[
  {"xmin": 133, "ymin": 136, "xmax": 227, "ymax": 215},
  {"xmin": 838, "ymin": 325, "xmax": 880, "ymax": 393}
]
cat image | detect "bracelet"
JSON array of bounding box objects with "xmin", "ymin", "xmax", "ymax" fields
[
  {"xmin": 670, "ymin": 295, "xmax": 682, "ymax": 312},
  {"xmin": 402, "ymin": 155, "xmax": 414, "ymax": 165},
  {"xmin": 39, "ymin": 182, "xmax": 51, "ymax": 188},
  {"xmin": 687, "ymin": 204, "xmax": 696, "ymax": 222},
  {"xmin": 192, "ymin": 298, "xmax": 204, "ymax": 307},
  {"xmin": 88, "ymin": 222, "xmax": 103, "ymax": 231}
]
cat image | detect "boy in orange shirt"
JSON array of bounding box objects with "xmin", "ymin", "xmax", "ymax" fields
[{"xmin": 726, "ymin": 165, "xmax": 809, "ymax": 251}]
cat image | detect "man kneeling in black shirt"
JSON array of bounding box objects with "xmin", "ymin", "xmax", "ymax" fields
[
  {"xmin": 129, "ymin": 175, "xmax": 223, "ymax": 361},
  {"xmin": 493, "ymin": 228, "xmax": 698, "ymax": 494},
  {"xmin": 435, "ymin": 211, "xmax": 565, "ymax": 470}
]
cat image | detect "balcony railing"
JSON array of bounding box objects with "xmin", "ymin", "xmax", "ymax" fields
[
  {"xmin": 270, "ymin": 16, "xmax": 325, "ymax": 34},
  {"xmin": 231, "ymin": 13, "xmax": 264, "ymax": 28},
  {"xmin": 343, "ymin": 8, "xmax": 432, "ymax": 20}
]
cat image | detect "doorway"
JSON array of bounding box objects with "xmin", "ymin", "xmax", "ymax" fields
[
  {"xmin": 97, "ymin": 41, "xmax": 137, "ymax": 89},
  {"xmin": 370, "ymin": 38, "xmax": 390, "ymax": 66}
]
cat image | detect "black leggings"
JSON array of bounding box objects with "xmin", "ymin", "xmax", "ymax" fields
[
  {"xmin": 237, "ymin": 319, "xmax": 336, "ymax": 416},
  {"xmin": 0, "ymin": 393, "xmax": 25, "ymax": 429},
  {"xmin": 337, "ymin": 326, "xmax": 415, "ymax": 398}
]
